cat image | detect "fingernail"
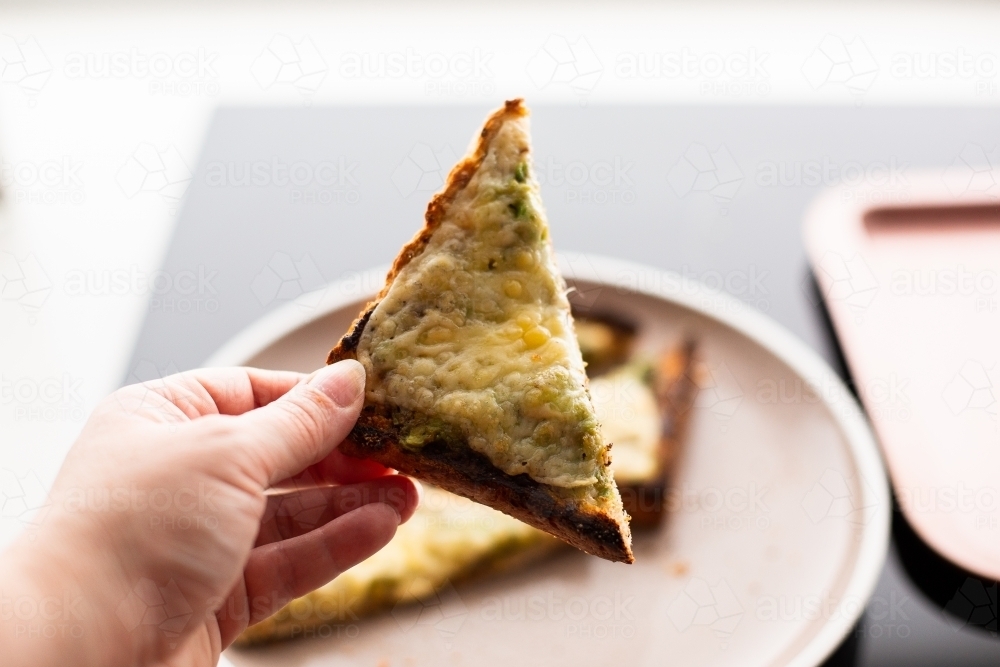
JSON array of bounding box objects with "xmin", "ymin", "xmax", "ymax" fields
[
  {"xmin": 386, "ymin": 503, "xmax": 402, "ymax": 525},
  {"xmin": 310, "ymin": 360, "xmax": 366, "ymax": 407}
]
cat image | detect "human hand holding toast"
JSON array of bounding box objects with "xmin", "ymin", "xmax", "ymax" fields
[
  {"xmin": 0, "ymin": 361, "xmax": 420, "ymax": 667},
  {"xmin": 1, "ymin": 99, "xmax": 639, "ymax": 665}
]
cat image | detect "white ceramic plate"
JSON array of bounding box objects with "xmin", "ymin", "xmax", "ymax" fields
[{"xmin": 211, "ymin": 254, "xmax": 889, "ymax": 667}]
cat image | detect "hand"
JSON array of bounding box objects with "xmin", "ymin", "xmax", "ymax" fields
[{"xmin": 0, "ymin": 361, "xmax": 420, "ymax": 667}]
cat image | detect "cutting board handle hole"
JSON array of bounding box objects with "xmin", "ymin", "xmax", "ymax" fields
[{"xmin": 865, "ymin": 203, "xmax": 1000, "ymax": 233}]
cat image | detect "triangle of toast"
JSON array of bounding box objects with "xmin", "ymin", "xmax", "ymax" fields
[{"xmin": 328, "ymin": 99, "xmax": 632, "ymax": 563}]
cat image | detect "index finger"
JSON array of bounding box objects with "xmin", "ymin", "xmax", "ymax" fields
[
  {"xmin": 272, "ymin": 449, "xmax": 395, "ymax": 489},
  {"xmin": 118, "ymin": 366, "xmax": 308, "ymax": 420},
  {"xmin": 188, "ymin": 366, "xmax": 307, "ymax": 415}
]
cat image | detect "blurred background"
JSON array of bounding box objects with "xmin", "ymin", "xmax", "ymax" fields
[{"xmin": 1, "ymin": 1, "xmax": 998, "ymax": 665}]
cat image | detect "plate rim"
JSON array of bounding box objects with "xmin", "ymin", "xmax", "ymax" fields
[{"xmin": 208, "ymin": 252, "xmax": 890, "ymax": 667}]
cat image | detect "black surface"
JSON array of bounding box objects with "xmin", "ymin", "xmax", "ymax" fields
[
  {"xmin": 806, "ymin": 272, "xmax": 1000, "ymax": 665},
  {"xmin": 894, "ymin": 500, "xmax": 998, "ymax": 637},
  {"xmin": 128, "ymin": 105, "xmax": 1000, "ymax": 665}
]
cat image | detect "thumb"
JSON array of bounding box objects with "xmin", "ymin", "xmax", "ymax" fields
[{"xmin": 237, "ymin": 359, "xmax": 366, "ymax": 487}]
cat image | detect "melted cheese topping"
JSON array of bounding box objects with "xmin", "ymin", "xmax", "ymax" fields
[
  {"xmin": 330, "ymin": 488, "xmax": 546, "ymax": 599},
  {"xmin": 591, "ymin": 368, "xmax": 661, "ymax": 483},
  {"xmin": 239, "ymin": 487, "xmax": 551, "ymax": 642},
  {"xmin": 358, "ymin": 118, "xmax": 606, "ymax": 489}
]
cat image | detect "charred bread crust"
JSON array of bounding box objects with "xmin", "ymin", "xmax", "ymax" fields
[
  {"xmin": 620, "ymin": 338, "xmax": 699, "ymax": 528},
  {"xmin": 340, "ymin": 407, "xmax": 633, "ymax": 563},
  {"xmin": 655, "ymin": 338, "xmax": 699, "ymax": 475}
]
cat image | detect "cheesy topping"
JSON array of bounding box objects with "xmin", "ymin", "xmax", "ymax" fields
[
  {"xmin": 357, "ymin": 117, "xmax": 607, "ymax": 489},
  {"xmin": 591, "ymin": 367, "xmax": 661, "ymax": 483},
  {"xmin": 238, "ymin": 487, "xmax": 553, "ymax": 643},
  {"xmin": 331, "ymin": 488, "xmax": 546, "ymax": 600}
]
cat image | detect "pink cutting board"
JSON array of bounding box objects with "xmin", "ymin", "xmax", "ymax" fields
[{"xmin": 803, "ymin": 171, "xmax": 1000, "ymax": 580}]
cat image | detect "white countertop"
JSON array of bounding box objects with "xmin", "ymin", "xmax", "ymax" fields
[{"xmin": 1, "ymin": 0, "xmax": 999, "ymax": 549}]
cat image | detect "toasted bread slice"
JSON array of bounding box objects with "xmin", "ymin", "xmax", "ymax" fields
[
  {"xmin": 235, "ymin": 486, "xmax": 560, "ymax": 645},
  {"xmin": 237, "ymin": 340, "xmax": 699, "ymax": 645},
  {"xmin": 600, "ymin": 339, "xmax": 698, "ymax": 527},
  {"xmin": 574, "ymin": 313, "xmax": 638, "ymax": 378},
  {"xmin": 328, "ymin": 99, "xmax": 632, "ymax": 563}
]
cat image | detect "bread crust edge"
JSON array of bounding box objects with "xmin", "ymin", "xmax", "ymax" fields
[{"xmin": 341, "ymin": 413, "xmax": 633, "ymax": 563}]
